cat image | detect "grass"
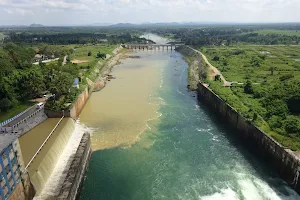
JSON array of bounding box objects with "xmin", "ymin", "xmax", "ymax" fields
[
  {"xmin": 203, "ymin": 45, "xmax": 300, "ymax": 84},
  {"xmin": 69, "ymin": 44, "xmax": 118, "ymax": 81},
  {"xmin": 0, "ymin": 103, "xmax": 33, "ymax": 123},
  {"xmin": 201, "ymin": 45, "xmax": 300, "ymax": 150},
  {"xmin": 255, "ymin": 29, "xmax": 300, "ymax": 37},
  {"xmin": 69, "ymin": 44, "xmax": 118, "ymax": 62}
]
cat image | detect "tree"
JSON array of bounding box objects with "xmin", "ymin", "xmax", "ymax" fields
[
  {"xmin": 244, "ymin": 80, "xmax": 254, "ymax": 94},
  {"xmin": 265, "ymin": 99, "xmax": 288, "ymax": 118},
  {"xmin": 49, "ymin": 71, "xmax": 73, "ymax": 98},
  {"xmin": 17, "ymin": 67, "xmax": 45, "ymax": 100},
  {"xmin": 96, "ymin": 52, "xmax": 106, "ymax": 59},
  {"xmin": 0, "ymin": 98, "xmax": 12, "ymax": 112},
  {"xmin": 284, "ymin": 116, "xmax": 300, "ymax": 133},
  {"xmin": 269, "ymin": 66, "xmax": 275, "ymax": 75},
  {"xmin": 214, "ymin": 74, "xmax": 221, "ymax": 81},
  {"xmin": 88, "ymin": 50, "xmax": 92, "ymax": 56}
]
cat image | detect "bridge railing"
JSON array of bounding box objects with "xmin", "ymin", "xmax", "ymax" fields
[{"xmin": 0, "ymin": 105, "xmax": 35, "ymax": 127}]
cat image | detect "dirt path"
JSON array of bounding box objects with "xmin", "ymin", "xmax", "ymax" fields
[
  {"xmin": 62, "ymin": 55, "xmax": 67, "ymax": 66},
  {"xmin": 187, "ymin": 46, "xmax": 231, "ymax": 86}
]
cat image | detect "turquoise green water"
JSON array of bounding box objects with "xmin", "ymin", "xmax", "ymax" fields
[{"xmin": 79, "ymin": 49, "xmax": 299, "ymax": 199}]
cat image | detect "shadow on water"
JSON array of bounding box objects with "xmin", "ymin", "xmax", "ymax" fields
[{"xmin": 79, "ymin": 147, "xmax": 156, "ymax": 200}]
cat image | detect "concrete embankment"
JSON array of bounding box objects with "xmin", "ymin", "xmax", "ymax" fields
[
  {"xmin": 56, "ymin": 133, "xmax": 91, "ymax": 200},
  {"xmin": 175, "ymin": 46, "xmax": 200, "ymax": 90},
  {"xmin": 197, "ymin": 82, "xmax": 300, "ymax": 193}
]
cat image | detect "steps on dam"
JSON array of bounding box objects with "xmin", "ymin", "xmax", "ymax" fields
[{"xmin": 16, "ymin": 112, "xmax": 48, "ymax": 137}]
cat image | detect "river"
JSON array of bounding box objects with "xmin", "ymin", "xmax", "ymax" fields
[{"xmin": 79, "ymin": 34, "xmax": 299, "ymax": 200}]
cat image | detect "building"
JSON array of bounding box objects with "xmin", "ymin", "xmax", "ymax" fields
[{"xmin": 0, "ymin": 134, "xmax": 25, "ymax": 200}]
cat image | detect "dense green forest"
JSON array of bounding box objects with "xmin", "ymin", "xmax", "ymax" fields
[
  {"xmin": 4, "ymin": 28, "xmax": 151, "ymax": 45},
  {"xmin": 0, "ymin": 42, "xmax": 79, "ymax": 113},
  {"xmin": 150, "ymin": 24, "xmax": 300, "ymax": 45}
]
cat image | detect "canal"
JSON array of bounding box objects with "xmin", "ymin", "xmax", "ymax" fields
[{"xmin": 78, "ymin": 34, "xmax": 299, "ymax": 200}]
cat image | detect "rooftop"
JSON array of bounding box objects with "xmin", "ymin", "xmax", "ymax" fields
[{"xmin": 0, "ymin": 133, "xmax": 17, "ymax": 153}]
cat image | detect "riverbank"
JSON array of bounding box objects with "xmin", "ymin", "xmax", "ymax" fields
[
  {"xmin": 177, "ymin": 45, "xmax": 300, "ymax": 194},
  {"xmin": 45, "ymin": 46, "xmax": 126, "ymax": 119}
]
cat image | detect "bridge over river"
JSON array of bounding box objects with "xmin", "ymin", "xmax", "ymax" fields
[{"xmin": 124, "ymin": 43, "xmax": 184, "ymax": 50}]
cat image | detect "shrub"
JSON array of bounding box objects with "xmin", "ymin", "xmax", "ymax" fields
[
  {"xmin": 268, "ymin": 115, "xmax": 283, "ymax": 129},
  {"xmin": 280, "ymin": 74, "xmax": 294, "ymax": 81},
  {"xmin": 244, "ymin": 80, "xmax": 254, "ymax": 94},
  {"xmin": 0, "ymin": 98, "xmax": 12, "ymax": 112},
  {"xmin": 284, "ymin": 116, "xmax": 300, "ymax": 134},
  {"xmin": 265, "ymin": 99, "xmax": 288, "ymax": 118}
]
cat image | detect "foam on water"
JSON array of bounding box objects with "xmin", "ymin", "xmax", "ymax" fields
[
  {"xmin": 200, "ymin": 188, "xmax": 239, "ymax": 200},
  {"xmin": 34, "ymin": 121, "xmax": 92, "ymax": 200}
]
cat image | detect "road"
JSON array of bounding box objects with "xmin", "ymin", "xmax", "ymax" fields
[
  {"xmin": 187, "ymin": 46, "xmax": 231, "ymax": 86},
  {"xmin": 5, "ymin": 104, "xmax": 40, "ymax": 127}
]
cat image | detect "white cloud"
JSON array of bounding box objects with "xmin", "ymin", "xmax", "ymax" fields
[
  {"xmin": 15, "ymin": 8, "xmax": 34, "ymax": 15},
  {"xmin": 4, "ymin": 8, "xmax": 13, "ymax": 14},
  {"xmin": 0, "ymin": 0, "xmax": 299, "ymax": 25}
]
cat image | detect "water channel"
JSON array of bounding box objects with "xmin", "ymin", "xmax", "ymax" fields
[{"xmin": 77, "ymin": 34, "xmax": 299, "ymax": 200}]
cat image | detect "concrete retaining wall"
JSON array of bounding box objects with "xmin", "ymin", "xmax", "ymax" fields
[
  {"xmin": 197, "ymin": 82, "xmax": 300, "ymax": 193},
  {"xmin": 69, "ymin": 88, "xmax": 90, "ymax": 119},
  {"xmin": 13, "ymin": 109, "xmax": 48, "ymax": 137},
  {"xmin": 56, "ymin": 133, "xmax": 91, "ymax": 200},
  {"xmin": 45, "ymin": 87, "xmax": 92, "ymax": 119}
]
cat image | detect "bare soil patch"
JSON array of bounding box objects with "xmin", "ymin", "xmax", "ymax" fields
[{"xmin": 72, "ymin": 59, "xmax": 88, "ymax": 64}]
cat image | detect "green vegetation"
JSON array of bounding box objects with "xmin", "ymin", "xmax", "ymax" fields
[
  {"xmin": 0, "ymin": 41, "xmax": 118, "ymax": 117},
  {"xmin": 151, "ymin": 24, "xmax": 300, "ymax": 45},
  {"xmin": 68, "ymin": 44, "xmax": 117, "ymax": 63},
  {"xmin": 0, "ymin": 42, "xmax": 82, "ymax": 115},
  {"xmin": 256, "ymin": 29, "xmax": 300, "ymax": 36},
  {"xmin": 5, "ymin": 28, "xmax": 152, "ymax": 45},
  {"xmin": 0, "ymin": 32, "xmax": 5, "ymax": 40},
  {"xmin": 0, "ymin": 103, "xmax": 33, "ymax": 122},
  {"xmin": 202, "ymin": 46, "xmax": 300, "ymax": 150}
]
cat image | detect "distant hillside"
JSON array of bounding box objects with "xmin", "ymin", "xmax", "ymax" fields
[
  {"xmin": 29, "ymin": 23, "xmax": 44, "ymax": 27},
  {"xmin": 110, "ymin": 23, "xmax": 136, "ymax": 27}
]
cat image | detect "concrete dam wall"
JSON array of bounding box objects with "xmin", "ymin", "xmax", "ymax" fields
[
  {"xmin": 197, "ymin": 82, "xmax": 300, "ymax": 193},
  {"xmin": 57, "ymin": 133, "xmax": 91, "ymax": 200}
]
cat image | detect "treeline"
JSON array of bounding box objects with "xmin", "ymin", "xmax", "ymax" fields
[
  {"xmin": 0, "ymin": 43, "xmax": 78, "ymax": 112},
  {"xmin": 151, "ymin": 28, "xmax": 300, "ymax": 45},
  {"xmin": 5, "ymin": 32, "xmax": 152, "ymax": 45}
]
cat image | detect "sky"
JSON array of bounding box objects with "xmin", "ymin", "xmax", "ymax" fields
[{"xmin": 0, "ymin": 0, "xmax": 299, "ymax": 26}]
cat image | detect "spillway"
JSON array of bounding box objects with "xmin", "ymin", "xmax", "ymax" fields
[{"xmin": 19, "ymin": 118, "xmax": 75, "ymax": 194}]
